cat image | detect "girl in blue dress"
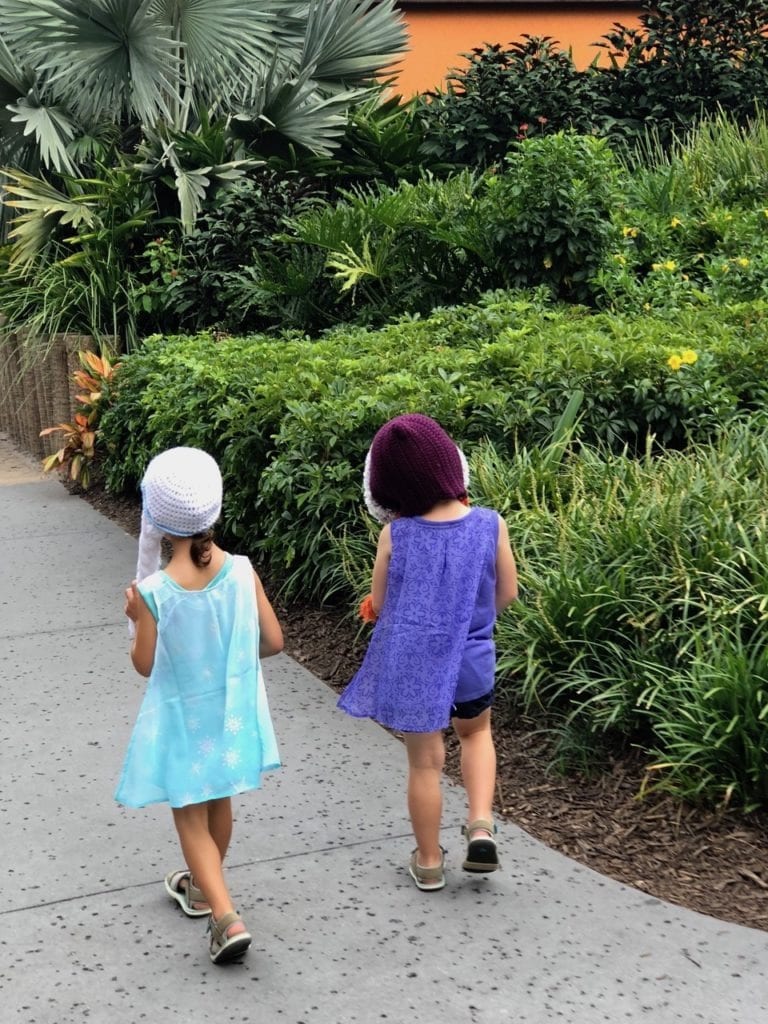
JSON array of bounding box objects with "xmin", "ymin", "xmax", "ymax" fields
[
  {"xmin": 115, "ymin": 447, "xmax": 283, "ymax": 964},
  {"xmin": 338, "ymin": 415, "xmax": 518, "ymax": 891}
]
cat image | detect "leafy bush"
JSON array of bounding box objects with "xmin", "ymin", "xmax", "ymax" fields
[
  {"xmin": 598, "ymin": 0, "xmax": 768, "ymax": 150},
  {"xmin": 100, "ymin": 295, "xmax": 768, "ymax": 605},
  {"xmin": 415, "ymin": 3, "xmax": 768, "ymax": 166},
  {"xmin": 472, "ymin": 422, "xmax": 768, "ymax": 809},
  {"xmin": 595, "ymin": 112, "xmax": 768, "ymax": 312},
  {"xmin": 130, "ymin": 174, "xmax": 325, "ymax": 335},
  {"xmin": 248, "ymin": 136, "xmax": 621, "ymax": 329},
  {"xmin": 478, "ymin": 133, "xmax": 621, "ymax": 302},
  {"xmin": 416, "ymin": 37, "xmax": 604, "ymax": 167}
]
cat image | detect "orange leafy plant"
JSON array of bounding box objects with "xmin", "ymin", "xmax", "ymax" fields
[{"xmin": 40, "ymin": 350, "xmax": 119, "ymax": 490}]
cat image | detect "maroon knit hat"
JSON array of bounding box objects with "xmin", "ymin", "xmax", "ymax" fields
[{"xmin": 366, "ymin": 414, "xmax": 467, "ymax": 518}]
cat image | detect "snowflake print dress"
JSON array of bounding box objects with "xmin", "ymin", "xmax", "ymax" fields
[{"xmin": 115, "ymin": 554, "xmax": 280, "ymax": 809}]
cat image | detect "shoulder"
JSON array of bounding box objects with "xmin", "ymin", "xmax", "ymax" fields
[
  {"xmin": 137, "ymin": 570, "xmax": 167, "ymax": 597},
  {"xmin": 469, "ymin": 505, "xmax": 501, "ymax": 529}
]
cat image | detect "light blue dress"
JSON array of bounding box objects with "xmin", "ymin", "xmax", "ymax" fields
[{"xmin": 115, "ymin": 554, "xmax": 280, "ymax": 809}]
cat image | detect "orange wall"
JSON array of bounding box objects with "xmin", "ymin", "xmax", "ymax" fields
[{"xmin": 393, "ymin": 5, "xmax": 641, "ymax": 96}]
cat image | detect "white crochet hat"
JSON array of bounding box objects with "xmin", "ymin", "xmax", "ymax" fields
[{"xmin": 135, "ymin": 446, "xmax": 222, "ymax": 584}]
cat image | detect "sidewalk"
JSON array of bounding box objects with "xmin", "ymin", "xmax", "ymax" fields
[{"xmin": 1, "ymin": 431, "xmax": 766, "ymax": 1024}]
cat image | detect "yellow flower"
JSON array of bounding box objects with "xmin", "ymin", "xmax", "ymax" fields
[
  {"xmin": 735, "ymin": 257, "xmax": 750, "ymax": 268},
  {"xmin": 543, "ymin": 256, "xmax": 553, "ymax": 269},
  {"xmin": 622, "ymin": 226, "xmax": 639, "ymax": 238},
  {"xmin": 680, "ymin": 349, "xmax": 698, "ymax": 365},
  {"xmin": 670, "ymin": 217, "xmax": 682, "ymax": 228},
  {"xmin": 668, "ymin": 354, "xmax": 683, "ymax": 371},
  {"xmin": 663, "ymin": 260, "xmax": 677, "ymax": 272},
  {"xmin": 763, "ymin": 209, "xmax": 768, "ymax": 219},
  {"xmin": 651, "ymin": 262, "xmax": 661, "ymax": 272},
  {"xmin": 643, "ymin": 302, "xmax": 652, "ymax": 311},
  {"xmin": 612, "ymin": 253, "xmax": 626, "ymax": 265}
]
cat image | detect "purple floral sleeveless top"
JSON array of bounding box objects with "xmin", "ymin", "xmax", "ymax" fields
[{"xmin": 337, "ymin": 506, "xmax": 500, "ymax": 732}]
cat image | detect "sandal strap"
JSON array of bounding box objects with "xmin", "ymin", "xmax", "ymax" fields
[
  {"xmin": 462, "ymin": 818, "xmax": 497, "ymax": 837},
  {"xmin": 410, "ymin": 848, "xmax": 445, "ymax": 881},
  {"xmin": 210, "ymin": 910, "xmax": 242, "ymax": 943},
  {"xmin": 187, "ymin": 878, "xmax": 207, "ymax": 903}
]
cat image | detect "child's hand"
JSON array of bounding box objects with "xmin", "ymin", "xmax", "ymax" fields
[
  {"xmin": 359, "ymin": 593, "xmax": 378, "ymax": 624},
  {"xmin": 124, "ymin": 580, "xmax": 141, "ymax": 622}
]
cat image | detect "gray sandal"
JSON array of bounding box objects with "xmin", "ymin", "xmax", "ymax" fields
[
  {"xmin": 462, "ymin": 819, "xmax": 500, "ymax": 872},
  {"xmin": 164, "ymin": 869, "xmax": 211, "ymax": 917},
  {"xmin": 208, "ymin": 911, "xmax": 252, "ymax": 964},
  {"xmin": 408, "ymin": 848, "xmax": 446, "ymax": 891}
]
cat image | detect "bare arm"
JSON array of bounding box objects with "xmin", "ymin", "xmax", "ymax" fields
[
  {"xmin": 125, "ymin": 581, "xmax": 157, "ymax": 677},
  {"xmin": 371, "ymin": 524, "xmax": 392, "ymax": 617},
  {"xmin": 495, "ymin": 516, "xmax": 519, "ymax": 613},
  {"xmin": 254, "ymin": 571, "xmax": 284, "ymax": 657}
]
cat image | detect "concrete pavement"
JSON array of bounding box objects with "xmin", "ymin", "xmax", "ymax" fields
[{"xmin": 1, "ymin": 431, "xmax": 767, "ymax": 1024}]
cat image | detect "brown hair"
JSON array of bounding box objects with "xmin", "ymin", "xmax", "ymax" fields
[{"xmin": 190, "ymin": 528, "xmax": 214, "ymax": 568}]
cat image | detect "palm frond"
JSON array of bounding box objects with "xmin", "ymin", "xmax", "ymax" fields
[
  {"xmin": 7, "ymin": 95, "xmax": 78, "ymax": 173},
  {"xmin": 3, "ymin": 170, "xmax": 96, "ymax": 263},
  {"xmin": 149, "ymin": 0, "xmax": 286, "ymax": 82},
  {"xmin": 302, "ymin": 0, "xmax": 408, "ymax": 83},
  {"xmin": 0, "ymin": 0, "xmax": 179, "ymax": 123}
]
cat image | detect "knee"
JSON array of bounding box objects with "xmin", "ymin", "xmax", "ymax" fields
[{"xmin": 407, "ymin": 735, "xmax": 446, "ymax": 772}]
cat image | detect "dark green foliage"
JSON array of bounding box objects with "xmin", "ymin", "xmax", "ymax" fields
[
  {"xmin": 417, "ymin": 37, "xmax": 605, "ymax": 167},
  {"xmin": 599, "ymin": 0, "xmax": 768, "ymax": 149},
  {"xmin": 132, "ymin": 173, "xmax": 324, "ymax": 335},
  {"xmin": 238, "ymin": 137, "xmax": 621, "ymax": 331},
  {"xmin": 262, "ymin": 95, "xmax": 446, "ymax": 188},
  {"xmin": 416, "ymin": 3, "xmax": 768, "ymax": 166}
]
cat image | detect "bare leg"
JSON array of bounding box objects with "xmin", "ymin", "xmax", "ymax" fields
[
  {"xmin": 172, "ymin": 802, "xmax": 245, "ymax": 936},
  {"xmin": 403, "ymin": 731, "xmax": 445, "ymax": 867},
  {"xmin": 207, "ymin": 796, "xmax": 233, "ymax": 862},
  {"xmin": 452, "ymin": 708, "xmax": 496, "ymax": 835}
]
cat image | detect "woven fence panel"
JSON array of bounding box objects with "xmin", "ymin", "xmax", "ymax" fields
[{"xmin": 0, "ymin": 332, "xmax": 95, "ymax": 460}]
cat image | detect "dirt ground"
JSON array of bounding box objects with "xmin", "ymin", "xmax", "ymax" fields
[{"xmin": 74, "ymin": 475, "xmax": 768, "ymax": 934}]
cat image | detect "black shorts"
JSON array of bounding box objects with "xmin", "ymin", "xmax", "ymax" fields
[{"xmin": 451, "ymin": 688, "xmax": 494, "ymax": 720}]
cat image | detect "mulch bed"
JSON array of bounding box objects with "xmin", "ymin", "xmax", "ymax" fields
[{"xmin": 80, "ymin": 476, "xmax": 768, "ymax": 932}]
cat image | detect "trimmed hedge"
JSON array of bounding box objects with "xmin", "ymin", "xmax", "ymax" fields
[{"xmin": 100, "ymin": 293, "xmax": 768, "ymax": 598}]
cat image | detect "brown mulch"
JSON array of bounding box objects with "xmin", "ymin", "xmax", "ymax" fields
[{"xmin": 79, "ymin": 476, "xmax": 768, "ymax": 933}]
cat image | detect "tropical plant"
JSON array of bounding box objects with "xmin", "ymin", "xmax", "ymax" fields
[
  {"xmin": 416, "ymin": 37, "xmax": 604, "ymax": 168},
  {"xmin": 1, "ymin": 161, "xmax": 154, "ymax": 346},
  {"xmin": 40, "ymin": 348, "xmax": 119, "ymax": 488},
  {"xmin": 597, "ymin": 0, "xmax": 768, "ymax": 149},
  {"xmin": 0, "ymin": 0, "xmax": 408, "ymax": 183}
]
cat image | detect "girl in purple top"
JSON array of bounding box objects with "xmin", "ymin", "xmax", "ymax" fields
[{"xmin": 338, "ymin": 414, "xmax": 518, "ymax": 891}]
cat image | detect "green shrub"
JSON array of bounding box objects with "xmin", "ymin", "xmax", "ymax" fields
[
  {"xmin": 101, "ymin": 295, "xmax": 768, "ymax": 608},
  {"xmin": 415, "ymin": 3, "xmax": 768, "ymax": 166},
  {"xmin": 416, "ymin": 37, "xmax": 604, "ymax": 167},
  {"xmin": 477, "ymin": 133, "xmax": 621, "ymax": 302},
  {"xmin": 599, "ymin": 0, "xmax": 768, "ymax": 150},
  {"xmin": 475, "ymin": 421, "xmax": 768, "ymax": 809},
  {"xmin": 252, "ymin": 138, "xmax": 621, "ymax": 329}
]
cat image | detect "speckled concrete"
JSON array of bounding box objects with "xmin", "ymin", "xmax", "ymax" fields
[{"xmin": 1, "ymin": 432, "xmax": 767, "ymax": 1024}]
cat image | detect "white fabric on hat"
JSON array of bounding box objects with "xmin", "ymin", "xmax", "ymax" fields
[
  {"xmin": 129, "ymin": 447, "xmax": 222, "ymax": 639},
  {"xmin": 363, "ymin": 444, "xmax": 470, "ymax": 524},
  {"xmin": 141, "ymin": 446, "xmax": 222, "ymax": 538}
]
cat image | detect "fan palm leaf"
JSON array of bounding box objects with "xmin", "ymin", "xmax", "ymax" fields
[{"xmin": 301, "ymin": 0, "xmax": 408, "ymax": 84}]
